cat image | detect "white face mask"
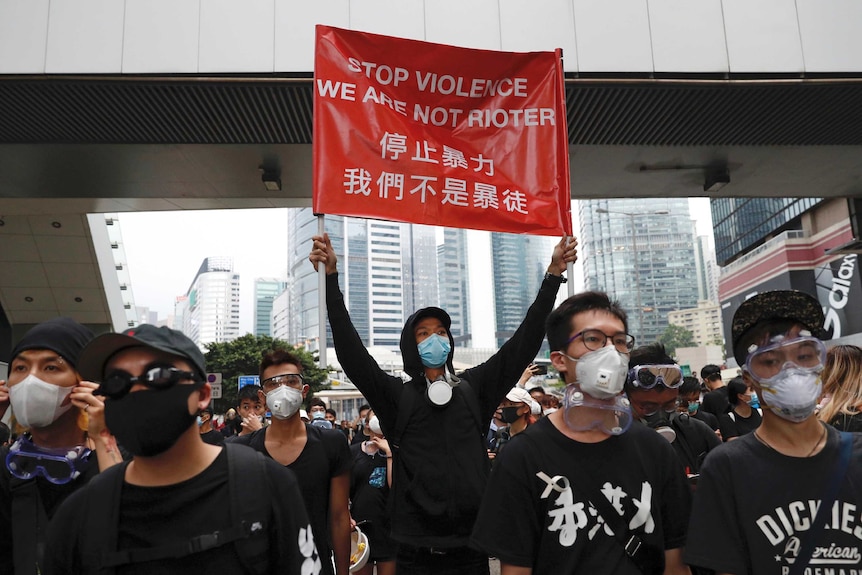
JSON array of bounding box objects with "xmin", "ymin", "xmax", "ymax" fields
[
  {"xmin": 8, "ymin": 374, "xmax": 74, "ymax": 429},
  {"xmin": 758, "ymin": 367, "xmax": 822, "ymax": 423},
  {"xmin": 367, "ymin": 415, "xmax": 382, "ymax": 435},
  {"xmin": 563, "ymin": 345, "xmax": 629, "ymax": 399},
  {"xmin": 265, "ymin": 385, "xmax": 303, "ymax": 420}
]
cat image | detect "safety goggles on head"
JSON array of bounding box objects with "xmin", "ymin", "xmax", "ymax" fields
[
  {"xmin": 5, "ymin": 435, "xmax": 91, "ymax": 485},
  {"xmin": 262, "ymin": 373, "xmax": 304, "ymax": 391},
  {"xmin": 96, "ymin": 365, "xmax": 203, "ymax": 400},
  {"xmin": 628, "ymin": 364, "xmax": 683, "ymax": 389},
  {"xmin": 744, "ymin": 334, "xmax": 826, "ymax": 383},
  {"xmin": 565, "ymin": 329, "xmax": 635, "ymax": 353},
  {"xmin": 563, "ymin": 386, "xmax": 633, "ymax": 435}
]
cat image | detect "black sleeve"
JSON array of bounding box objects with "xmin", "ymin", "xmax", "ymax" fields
[
  {"xmin": 325, "ymin": 273, "xmax": 405, "ymax": 430},
  {"xmin": 718, "ymin": 413, "xmax": 739, "ymax": 441},
  {"xmin": 266, "ymin": 460, "xmax": 321, "ymax": 574},
  {"xmin": 460, "ymin": 275, "xmax": 564, "ymax": 420}
]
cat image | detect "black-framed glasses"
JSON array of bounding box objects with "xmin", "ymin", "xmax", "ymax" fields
[
  {"xmin": 262, "ymin": 373, "xmax": 304, "ymax": 390},
  {"xmin": 96, "ymin": 365, "xmax": 202, "ymax": 400},
  {"xmin": 566, "ymin": 329, "xmax": 635, "ymax": 353},
  {"xmin": 628, "ymin": 364, "xmax": 684, "ymax": 389}
]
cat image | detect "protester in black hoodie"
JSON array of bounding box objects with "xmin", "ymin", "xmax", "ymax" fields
[{"xmin": 310, "ymin": 233, "xmax": 576, "ymax": 575}]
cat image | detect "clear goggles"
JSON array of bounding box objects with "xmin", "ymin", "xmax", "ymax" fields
[
  {"xmin": 5, "ymin": 435, "xmax": 92, "ymax": 485},
  {"xmin": 627, "ymin": 364, "xmax": 683, "ymax": 389},
  {"xmin": 744, "ymin": 334, "xmax": 826, "ymax": 383},
  {"xmin": 563, "ymin": 386, "xmax": 633, "ymax": 436}
]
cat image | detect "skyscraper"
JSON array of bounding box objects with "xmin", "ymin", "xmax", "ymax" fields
[
  {"xmin": 437, "ymin": 228, "xmax": 472, "ymax": 346},
  {"xmin": 579, "ymin": 198, "xmax": 699, "ymax": 344},
  {"xmin": 491, "ymin": 232, "xmax": 549, "ymax": 348},
  {"xmin": 181, "ymin": 257, "xmax": 240, "ymax": 350},
  {"xmin": 253, "ymin": 277, "xmax": 286, "ymax": 336}
]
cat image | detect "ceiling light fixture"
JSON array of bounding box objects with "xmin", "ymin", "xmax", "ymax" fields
[
  {"xmin": 51, "ymin": 221, "xmax": 61, "ymax": 228},
  {"xmin": 261, "ymin": 169, "xmax": 282, "ymax": 192},
  {"xmin": 703, "ymin": 168, "xmax": 730, "ymax": 193}
]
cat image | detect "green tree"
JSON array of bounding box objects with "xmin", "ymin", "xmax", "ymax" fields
[
  {"xmin": 658, "ymin": 324, "xmax": 696, "ymax": 358},
  {"xmin": 203, "ymin": 334, "xmax": 330, "ymax": 413}
]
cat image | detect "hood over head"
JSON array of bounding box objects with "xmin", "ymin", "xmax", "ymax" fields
[{"xmin": 400, "ymin": 307, "xmax": 456, "ymax": 381}]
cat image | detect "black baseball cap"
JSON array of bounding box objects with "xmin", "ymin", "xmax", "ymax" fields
[
  {"xmin": 731, "ymin": 290, "xmax": 825, "ymax": 366},
  {"xmin": 78, "ymin": 324, "xmax": 206, "ymax": 382}
]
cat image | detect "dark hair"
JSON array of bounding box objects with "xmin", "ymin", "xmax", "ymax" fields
[
  {"xmin": 624, "ymin": 343, "xmax": 675, "ymax": 393},
  {"xmin": 546, "ymin": 291, "xmax": 628, "ymax": 352},
  {"xmin": 0, "ymin": 422, "xmax": 10, "ymax": 445},
  {"xmin": 529, "ymin": 386, "xmax": 545, "ymax": 395},
  {"xmin": 309, "ymin": 397, "xmax": 327, "ymax": 410},
  {"xmin": 727, "ymin": 377, "xmax": 748, "ymax": 406},
  {"xmin": 238, "ymin": 384, "xmax": 262, "ymax": 403},
  {"xmin": 679, "ymin": 376, "xmax": 701, "ymax": 396},
  {"xmin": 200, "ymin": 405, "xmax": 214, "ymax": 416},
  {"xmin": 260, "ymin": 348, "xmax": 303, "ymax": 376},
  {"xmin": 325, "ymin": 408, "xmax": 337, "ymax": 418},
  {"xmin": 358, "ymin": 404, "xmax": 371, "ymax": 414},
  {"xmin": 700, "ymin": 364, "xmax": 721, "ymax": 380}
]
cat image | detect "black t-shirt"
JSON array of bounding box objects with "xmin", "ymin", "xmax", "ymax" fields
[
  {"xmin": 471, "ymin": 417, "xmax": 691, "ymax": 574},
  {"xmin": 718, "ymin": 408, "xmax": 762, "ymax": 441},
  {"xmin": 685, "ymin": 427, "xmax": 862, "ymax": 574},
  {"xmin": 44, "ymin": 449, "xmax": 318, "ymax": 575},
  {"xmin": 230, "ymin": 424, "xmax": 351, "ymax": 575},
  {"xmin": 200, "ymin": 429, "xmax": 225, "ymax": 445},
  {"xmin": 701, "ymin": 387, "xmax": 729, "ymax": 417},
  {"xmin": 829, "ymin": 412, "xmax": 862, "ymax": 432},
  {"xmin": 692, "ymin": 409, "xmax": 719, "ymax": 431},
  {"xmin": 349, "ymin": 442, "xmax": 396, "ymax": 559},
  {"xmin": 0, "ymin": 443, "xmax": 99, "ymax": 575}
]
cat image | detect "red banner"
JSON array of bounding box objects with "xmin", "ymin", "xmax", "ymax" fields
[{"xmin": 313, "ymin": 26, "xmax": 571, "ymax": 236}]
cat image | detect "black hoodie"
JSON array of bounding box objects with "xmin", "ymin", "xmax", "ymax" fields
[{"xmin": 325, "ymin": 272, "xmax": 563, "ymax": 548}]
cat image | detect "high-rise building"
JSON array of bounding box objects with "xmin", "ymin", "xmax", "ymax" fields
[
  {"xmin": 271, "ymin": 288, "xmax": 291, "ymax": 342},
  {"xmin": 491, "ymin": 233, "xmax": 548, "ymax": 348},
  {"xmin": 287, "ymin": 209, "xmax": 439, "ymax": 352},
  {"xmin": 253, "ymin": 278, "xmax": 286, "ymax": 336},
  {"xmin": 694, "ymin": 235, "xmax": 720, "ymax": 303},
  {"xmin": 181, "ymin": 257, "xmax": 240, "ymax": 350},
  {"xmin": 667, "ymin": 300, "xmax": 724, "ymax": 347},
  {"xmin": 437, "ymin": 228, "xmax": 471, "ymax": 346},
  {"xmin": 579, "ymin": 198, "xmax": 699, "ymax": 344}
]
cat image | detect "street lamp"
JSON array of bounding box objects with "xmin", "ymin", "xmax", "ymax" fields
[{"xmin": 596, "ymin": 208, "xmax": 670, "ymax": 341}]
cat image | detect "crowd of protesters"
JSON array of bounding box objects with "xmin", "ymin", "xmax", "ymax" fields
[{"xmin": 0, "ymin": 234, "xmax": 859, "ymax": 575}]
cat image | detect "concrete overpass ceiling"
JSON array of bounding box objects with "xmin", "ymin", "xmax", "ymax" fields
[{"xmin": 0, "ymin": 75, "xmax": 861, "ymax": 212}]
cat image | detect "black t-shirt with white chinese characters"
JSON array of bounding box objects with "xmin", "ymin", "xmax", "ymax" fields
[
  {"xmin": 685, "ymin": 427, "xmax": 862, "ymax": 574},
  {"xmin": 471, "ymin": 416, "xmax": 691, "ymax": 574}
]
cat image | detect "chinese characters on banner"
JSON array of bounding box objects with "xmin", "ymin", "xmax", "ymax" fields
[{"xmin": 313, "ymin": 25, "xmax": 572, "ymax": 236}]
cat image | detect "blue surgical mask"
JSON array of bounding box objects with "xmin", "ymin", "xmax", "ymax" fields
[
  {"xmin": 311, "ymin": 410, "xmax": 325, "ymax": 420},
  {"xmin": 418, "ymin": 334, "xmax": 451, "ymax": 368}
]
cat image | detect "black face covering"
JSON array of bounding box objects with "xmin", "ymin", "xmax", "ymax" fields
[
  {"xmin": 105, "ymin": 383, "xmax": 202, "ymax": 457},
  {"xmin": 500, "ymin": 406, "xmax": 524, "ymax": 424},
  {"xmin": 641, "ymin": 409, "xmax": 678, "ymax": 427}
]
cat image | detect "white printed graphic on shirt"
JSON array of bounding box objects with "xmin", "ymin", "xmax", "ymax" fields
[
  {"xmin": 298, "ymin": 523, "xmax": 322, "ymax": 575},
  {"xmin": 537, "ymin": 472, "xmax": 655, "ymax": 547}
]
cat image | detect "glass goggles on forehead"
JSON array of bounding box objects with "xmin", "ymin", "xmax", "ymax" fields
[
  {"xmin": 566, "ymin": 329, "xmax": 635, "ymax": 353},
  {"xmin": 95, "ymin": 364, "xmax": 203, "ymax": 400},
  {"xmin": 262, "ymin": 373, "xmax": 304, "ymax": 390},
  {"xmin": 744, "ymin": 332, "xmax": 826, "ymax": 383},
  {"xmin": 5, "ymin": 435, "xmax": 92, "ymax": 485},
  {"xmin": 628, "ymin": 364, "xmax": 684, "ymax": 389}
]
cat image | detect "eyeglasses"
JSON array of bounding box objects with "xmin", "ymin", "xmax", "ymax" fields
[
  {"xmin": 745, "ymin": 335, "xmax": 826, "ymax": 382},
  {"xmin": 262, "ymin": 373, "xmax": 304, "ymax": 390},
  {"xmin": 628, "ymin": 364, "xmax": 683, "ymax": 389},
  {"xmin": 5, "ymin": 436, "xmax": 92, "ymax": 485},
  {"xmin": 96, "ymin": 365, "xmax": 202, "ymax": 400},
  {"xmin": 566, "ymin": 329, "xmax": 635, "ymax": 353}
]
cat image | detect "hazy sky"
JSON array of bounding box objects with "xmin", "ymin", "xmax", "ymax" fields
[{"xmin": 118, "ymin": 198, "xmax": 713, "ymax": 343}]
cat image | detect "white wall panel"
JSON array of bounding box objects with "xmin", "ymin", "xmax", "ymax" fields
[
  {"xmin": 45, "ymin": 0, "xmax": 124, "ymax": 73},
  {"xmin": 648, "ymin": 0, "xmax": 727, "ymax": 72},
  {"xmin": 275, "ymin": 0, "xmax": 349, "ymax": 71},
  {"xmin": 123, "ymin": 0, "xmax": 200, "ymax": 73},
  {"xmin": 0, "ymin": 0, "xmax": 49, "ymax": 73},
  {"xmin": 574, "ymin": 0, "xmax": 653, "ymax": 72},
  {"xmin": 500, "ymin": 0, "xmax": 577, "ymax": 71},
  {"xmin": 723, "ymin": 0, "xmax": 803, "ymax": 73},
  {"xmin": 797, "ymin": 0, "xmax": 862, "ymax": 72},
  {"xmin": 200, "ymin": 0, "xmax": 274, "ymax": 73},
  {"xmin": 348, "ymin": 0, "xmax": 425, "ymax": 41},
  {"xmin": 425, "ymin": 0, "xmax": 500, "ymax": 50}
]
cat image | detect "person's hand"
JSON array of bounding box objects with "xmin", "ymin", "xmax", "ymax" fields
[
  {"xmin": 547, "ymin": 236, "xmax": 578, "ymax": 276},
  {"xmin": 70, "ymin": 381, "xmax": 106, "ymax": 437},
  {"xmin": 0, "ymin": 380, "xmax": 9, "ymax": 420},
  {"xmin": 241, "ymin": 414, "xmax": 263, "ymax": 434},
  {"xmin": 371, "ymin": 436, "xmax": 391, "ymax": 457},
  {"xmin": 518, "ymin": 364, "xmax": 541, "ymax": 387},
  {"xmin": 310, "ymin": 233, "xmax": 339, "ymax": 275},
  {"xmin": 487, "ymin": 449, "xmax": 497, "ymax": 460}
]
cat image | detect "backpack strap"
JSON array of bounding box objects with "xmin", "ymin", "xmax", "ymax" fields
[
  {"xmin": 92, "ymin": 447, "xmax": 269, "ymax": 574},
  {"xmin": 10, "ymin": 478, "xmax": 50, "ymax": 575}
]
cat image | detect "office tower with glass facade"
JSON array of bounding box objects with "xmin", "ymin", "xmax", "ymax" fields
[
  {"xmin": 579, "ymin": 198, "xmax": 699, "ymax": 345},
  {"xmin": 437, "ymin": 228, "xmax": 472, "ymax": 346},
  {"xmin": 491, "ymin": 232, "xmax": 549, "ymax": 348},
  {"xmin": 253, "ymin": 277, "xmax": 286, "ymax": 336},
  {"xmin": 181, "ymin": 257, "xmax": 240, "ymax": 350}
]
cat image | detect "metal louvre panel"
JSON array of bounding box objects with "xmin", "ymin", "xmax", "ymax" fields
[{"xmin": 1, "ymin": 76, "xmax": 861, "ymax": 146}]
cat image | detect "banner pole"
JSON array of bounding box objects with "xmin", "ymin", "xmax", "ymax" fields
[{"xmin": 317, "ymin": 214, "xmax": 328, "ymax": 371}]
